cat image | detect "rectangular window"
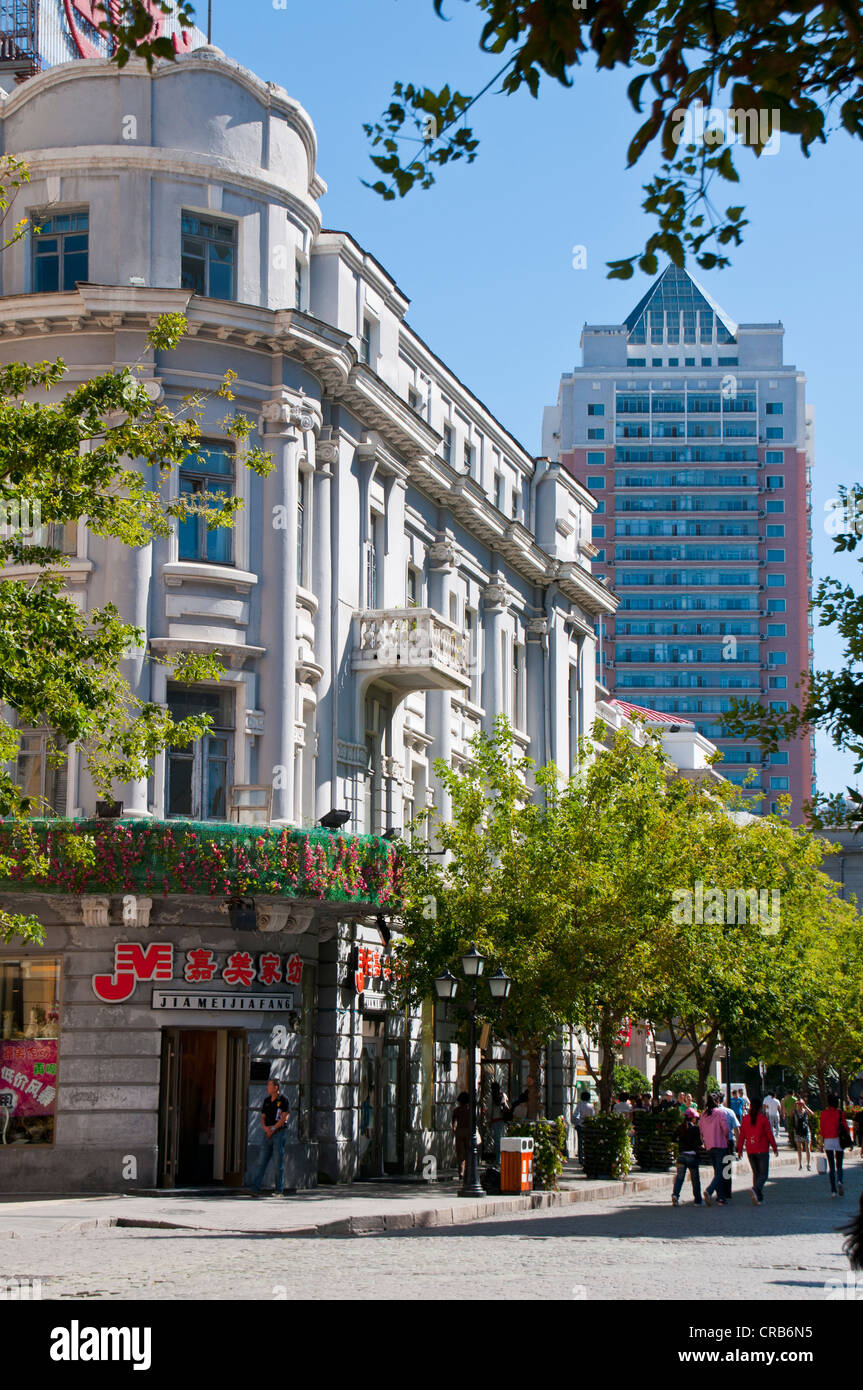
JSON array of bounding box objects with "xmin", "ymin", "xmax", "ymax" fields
[
  {"xmin": 685, "ymin": 357, "xmax": 695, "ymax": 366},
  {"xmin": 465, "ymin": 607, "xmax": 480, "ymax": 704},
  {"xmin": 407, "ymin": 565, "xmax": 420, "ymax": 607},
  {"xmin": 765, "ymin": 402, "xmax": 784, "ymax": 415},
  {"xmin": 766, "ymin": 525, "xmax": 785, "ymax": 537},
  {"xmin": 442, "ymin": 423, "xmax": 454, "ymax": 465},
  {"xmin": 586, "ymin": 476, "xmax": 605, "ymax": 489},
  {"xmin": 13, "ymin": 731, "xmax": 66, "ymax": 816},
  {"xmin": 767, "ymin": 598, "xmax": 786, "ymax": 612},
  {"xmin": 767, "ymin": 574, "xmax": 786, "ymax": 587},
  {"xmin": 767, "ymin": 623, "xmax": 786, "ymax": 637},
  {"xmin": 366, "ymin": 512, "xmax": 384, "ymax": 608},
  {"xmin": 652, "ymin": 358, "xmax": 662, "ymax": 367},
  {"xmin": 594, "ymin": 500, "xmax": 605, "ymax": 514},
  {"xmin": 166, "ymin": 685, "xmax": 234, "ymax": 821},
  {"xmin": 408, "ymin": 386, "xmax": 421, "ymax": 412},
  {"xmin": 464, "ymin": 440, "xmax": 475, "ymax": 474},
  {"xmin": 33, "ymin": 211, "xmax": 89, "ymax": 293},
  {"xmin": 768, "ymin": 676, "xmax": 788, "ymax": 689},
  {"xmin": 765, "ymin": 451, "xmax": 784, "ymax": 463},
  {"xmin": 0, "ymin": 957, "xmax": 61, "ymax": 1146},
  {"xmin": 587, "ymin": 428, "xmax": 605, "ymax": 440},
  {"xmin": 360, "ymin": 316, "xmax": 373, "ymax": 365},
  {"xmin": 178, "ymin": 444, "xmax": 234, "ymax": 565},
  {"xmin": 494, "ymin": 473, "xmax": 505, "ymax": 510},
  {"xmin": 595, "ymin": 548, "xmax": 606, "ymax": 562},
  {"xmin": 770, "ymin": 776, "xmax": 789, "ymax": 789},
  {"xmin": 768, "ymin": 652, "xmax": 787, "ymax": 665},
  {"xmin": 512, "ymin": 642, "xmax": 524, "ymax": 730},
  {"xmin": 668, "ymin": 357, "xmax": 679, "ymax": 366},
  {"xmin": 629, "ymin": 358, "xmax": 647, "ymax": 367},
  {"xmin": 770, "ymin": 700, "xmax": 789, "ymax": 711},
  {"xmin": 701, "ymin": 358, "xmax": 712, "ymax": 367},
  {"xmin": 294, "ymin": 257, "xmax": 304, "ymax": 309},
  {"xmin": 769, "ymin": 751, "xmax": 789, "ymax": 764},
  {"xmin": 180, "ymin": 213, "xmax": 237, "ymax": 300},
  {"xmin": 587, "ymin": 452, "xmax": 605, "ymax": 466},
  {"xmin": 296, "ymin": 470, "xmax": 307, "ymax": 586},
  {"xmin": 766, "ymin": 499, "xmax": 785, "ymax": 513},
  {"xmin": 766, "ymin": 549, "xmax": 786, "ymax": 562},
  {"xmin": 587, "ymin": 403, "xmax": 605, "ymax": 416},
  {"xmin": 592, "ymin": 524, "xmax": 605, "ymax": 538},
  {"xmin": 766, "ymin": 476, "xmax": 785, "ymax": 489},
  {"xmin": 766, "ymin": 427, "xmax": 784, "ymax": 440}
]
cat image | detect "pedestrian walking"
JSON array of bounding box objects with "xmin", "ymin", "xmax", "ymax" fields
[
  {"xmin": 612, "ymin": 1091, "xmax": 633, "ymax": 1116},
  {"xmin": 791, "ymin": 1097, "xmax": 814, "ymax": 1171},
  {"xmin": 489, "ymin": 1082, "xmax": 511, "ymax": 1166},
  {"xmin": 572, "ymin": 1089, "xmax": 595, "ymax": 1165},
  {"xmin": 737, "ymin": 1096, "xmax": 778, "ymax": 1205},
  {"xmin": 819, "ymin": 1092, "xmax": 853, "ymax": 1198},
  {"xmin": 451, "ymin": 1091, "xmax": 471, "ymax": 1180},
  {"xmin": 781, "ymin": 1091, "xmax": 797, "ymax": 1146},
  {"xmin": 698, "ymin": 1093, "xmax": 729, "ymax": 1206},
  {"xmin": 671, "ymin": 1108, "xmax": 704, "ymax": 1206},
  {"xmin": 729, "ymin": 1089, "xmax": 746, "ymax": 1122},
  {"xmin": 717, "ymin": 1094, "xmax": 740, "ymax": 1200},
  {"xmin": 247, "ymin": 1078, "xmax": 290, "ymax": 1197},
  {"xmin": 658, "ymin": 1090, "xmax": 677, "ymax": 1112},
  {"xmin": 763, "ymin": 1090, "xmax": 781, "ymax": 1142}
]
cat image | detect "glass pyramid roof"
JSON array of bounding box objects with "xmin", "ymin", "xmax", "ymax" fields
[{"xmin": 625, "ymin": 265, "xmax": 738, "ymax": 346}]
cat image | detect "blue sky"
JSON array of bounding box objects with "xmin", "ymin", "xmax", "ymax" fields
[{"xmin": 206, "ymin": 0, "xmax": 860, "ymax": 802}]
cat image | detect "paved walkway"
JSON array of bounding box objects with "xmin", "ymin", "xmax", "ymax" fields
[
  {"xmin": 0, "ymin": 1152, "xmax": 805, "ymax": 1239},
  {"xmin": 1, "ymin": 1157, "xmax": 857, "ymax": 1301}
]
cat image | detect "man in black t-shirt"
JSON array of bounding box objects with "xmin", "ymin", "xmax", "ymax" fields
[{"xmin": 248, "ymin": 1078, "xmax": 290, "ymax": 1196}]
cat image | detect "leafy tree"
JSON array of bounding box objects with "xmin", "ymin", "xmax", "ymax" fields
[
  {"xmin": 0, "ymin": 245, "xmax": 272, "ymax": 942},
  {"xmin": 663, "ymin": 1068, "xmax": 719, "ymax": 1098},
  {"xmin": 612, "ymin": 1064, "xmax": 650, "ymax": 1097},
  {"xmin": 108, "ymin": 1, "xmax": 863, "ymax": 279}
]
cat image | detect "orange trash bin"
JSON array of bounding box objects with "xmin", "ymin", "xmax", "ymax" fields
[{"xmin": 500, "ymin": 1136, "xmax": 534, "ymax": 1193}]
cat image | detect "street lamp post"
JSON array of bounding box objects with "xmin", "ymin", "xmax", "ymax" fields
[{"xmin": 435, "ymin": 948, "xmax": 512, "ymax": 1199}]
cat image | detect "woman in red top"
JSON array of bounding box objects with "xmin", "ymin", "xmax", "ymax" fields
[
  {"xmin": 819, "ymin": 1094, "xmax": 853, "ymax": 1197},
  {"xmin": 737, "ymin": 1096, "xmax": 778, "ymax": 1205}
]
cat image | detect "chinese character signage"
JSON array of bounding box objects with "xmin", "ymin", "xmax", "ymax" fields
[
  {"xmin": 0, "ymin": 1040, "xmax": 58, "ymax": 1118},
  {"xmin": 354, "ymin": 945, "xmax": 392, "ymax": 993},
  {"xmin": 92, "ymin": 945, "xmax": 304, "ymax": 1003}
]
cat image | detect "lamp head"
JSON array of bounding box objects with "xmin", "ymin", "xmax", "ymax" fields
[
  {"xmin": 433, "ymin": 968, "xmax": 458, "ymax": 1001},
  {"xmin": 461, "ymin": 945, "xmax": 485, "ymax": 978}
]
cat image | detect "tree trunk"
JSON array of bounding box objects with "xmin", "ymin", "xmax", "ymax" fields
[
  {"xmin": 527, "ymin": 1046, "xmax": 542, "ymax": 1118},
  {"xmin": 598, "ymin": 1005, "xmax": 616, "ymax": 1113},
  {"xmin": 694, "ymin": 1027, "xmax": 718, "ymax": 1107},
  {"xmin": 816, "ymin": 1063, "xmax": 828, "ymax": 1108}
]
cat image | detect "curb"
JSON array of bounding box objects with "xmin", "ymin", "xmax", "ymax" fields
[{"xmin": 26, "ymin": 1150, "xmax": 806, "ymax": 1240}]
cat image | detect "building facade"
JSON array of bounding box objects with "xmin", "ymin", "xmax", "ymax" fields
[
  {"xmin": 543, "ymin": 266, "xmax": 815, "ymax": 819},
  {"xmin": 0, "ymin": 48, "xmax": 616, "ymax": 1191}
]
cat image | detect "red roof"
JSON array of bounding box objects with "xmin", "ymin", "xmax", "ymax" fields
[{"xmin": 607, "ymin": 699, "xmax": 695, "ymax": 729}]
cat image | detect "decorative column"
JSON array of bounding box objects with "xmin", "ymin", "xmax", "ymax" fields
[
  {"xmin": 426, "ymin": 536, "xmax": 460, "ymax": 822},
  {"xmin": 259, "ymin": 389, "xmax": 321, "ymax": 825},
  {"xmin": 482, "ymin": 572, "xmax": 510, "ymax": 726},
  {"xmin": 312, "ymin": 435, "xmax": 336, "ymax": 822}
]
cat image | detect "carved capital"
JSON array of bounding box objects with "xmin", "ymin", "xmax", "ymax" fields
[
  {"xmin": 428, "ymin": 539, "xmax": 460, "ymax": 571},
  {"xmin": 483, "ymin": 576, "xmax": 511, "ymax": 611},
  {"xmin": 526, "ymin": 617, "xmax": 549, "ymax": 639},
  {"xmin": 261, "ymin": 390, "xmax": 322, "ymax": 436},
  {"xmin": 79, "ymin": 897, "xmax": 110, "ymax": 928}
]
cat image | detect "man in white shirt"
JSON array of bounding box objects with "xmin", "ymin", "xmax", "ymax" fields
[
  {"xmin": 572, "ymin": 1089, "xmax": 595, "ymax": 1164},
  {"xmin": 612, "ymin": 1091, "xmax": 633, "ymax": 1116},
  {"xmin": 763, "ymin": 1091, "xmax": 782, "ymax": 1141}
]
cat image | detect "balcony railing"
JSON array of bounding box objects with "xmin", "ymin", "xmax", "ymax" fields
[{"xmin": 352, "ymin": 608, "xmax": 470, "ymax": 693}]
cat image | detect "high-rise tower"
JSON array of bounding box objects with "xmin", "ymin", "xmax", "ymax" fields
[{"xmin": 543, "ymin": 265, "xmax": 815, "ymax": 817}]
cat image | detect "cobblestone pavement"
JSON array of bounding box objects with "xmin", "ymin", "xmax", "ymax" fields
[{"xmin": 3, "ymin": 1162, "xmax": 860, "ymax": 1301}]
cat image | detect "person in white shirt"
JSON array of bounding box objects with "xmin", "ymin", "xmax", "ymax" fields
[
  {"xmin": 763, "ymin": 1091, "xmax": 782, "ymax": 1141},
  {"xmin": 572, "ymin": 1089, "xmax": 595, "ymax": 1164},
  {"xmin": 612, "ymin": 1091, "xmax": 634, "ymax": 1116}
]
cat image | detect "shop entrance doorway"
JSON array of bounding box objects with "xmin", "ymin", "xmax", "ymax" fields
[{"xmin": 158, "ymin": 1028, "xmax": 248, "ymax": 1188}]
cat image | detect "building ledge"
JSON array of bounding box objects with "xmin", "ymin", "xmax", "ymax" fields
[{"xmin": 162, "ymin": 562, "xmax": 259, "ymax": 593}]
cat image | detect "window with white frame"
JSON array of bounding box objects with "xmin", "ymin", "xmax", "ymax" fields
[
  {"xmin": 296, "ymin": 467, "xmax": 310, "ymax": 586},
  {"xmin": 32, "ymin": 210, "xmax": 89, "ymax": 293},
  {"xmin": 512, "ymin": 638, "xmax": 525, "ymax": 729},
  {"xmin": 366, "ymin": 510, "xmax": 384, "ymax": 607},
  {"xmin": 166, "ymin": 685, "xmax": 234, "ymax": 821},
  {"xmin": 181, "ymin": 214, "xmax": 237, "ymax": 300},
  {"xmin": 465, "ymin": 607, "xmax": 480, "ymax": 704},
  {"xmin": 13, "ymin": 731, "xmax": 66, "ymax": 815},
  {"xmin": 178, "ymin": 444, "xmax": 235, "ymax": 565}
]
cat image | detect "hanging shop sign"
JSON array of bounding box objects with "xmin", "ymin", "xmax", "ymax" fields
[
  {"xmin": 152, "ymin": 992, "xmax": 295, "ymax": 1013},
  {"xmin": 93, "ymin": 944, "xmax": 304, "ymax": 1003},
  {"xmin": 616, "ymin": 1018, "xmax": 632, "ymax": 1048},
  {"xmin": 354, "ymin": 944, "xmax": 392, "ymax": 1013},
  {"xmin": 62, "ymin": 0, "xmax": 196, "ymax": 61}
]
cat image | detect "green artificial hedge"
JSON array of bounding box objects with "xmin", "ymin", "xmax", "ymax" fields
[
  {"xmin": 631, "ymin": 1107, "xmax": 680, "ymax": 1171},
  {"xmin": 582, "ymin": 1112, "xmax": 635, "ymax": 1179},
  {"xmin": 506, "ymin": 1117, "xmax": 567, "ymax": 1190}
]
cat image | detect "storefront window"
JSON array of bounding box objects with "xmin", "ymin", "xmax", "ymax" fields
[{"xmin": 0, "ymin": 957, "xmax": 61, "ymax": 1146}]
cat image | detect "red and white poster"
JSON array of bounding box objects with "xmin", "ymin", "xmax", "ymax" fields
[{"xmin": 0, "ymin": 1039, "xmax": 58, "ymax": 1118}]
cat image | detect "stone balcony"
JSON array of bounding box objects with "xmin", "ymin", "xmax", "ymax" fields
[{"xmin": 351, "ymin": 608, "xmax": 470, "ymax": 693}]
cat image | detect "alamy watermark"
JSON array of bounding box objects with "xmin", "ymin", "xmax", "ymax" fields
[
  {"xmin": 671, "ymin": 881, "xmax": 780, "ymax": 935},
  {"xmin": 671, "ymin": 103, "xmax": 781, "ymax": 155}
]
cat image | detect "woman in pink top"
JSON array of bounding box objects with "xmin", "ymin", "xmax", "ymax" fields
[
  {"xmin": 737, "ymin": 1096, "xmax": 778, "ymax": 1205},
  {"xmin": 698, "ymin": 1094, "xmax": 730, "ymax": 1206}
]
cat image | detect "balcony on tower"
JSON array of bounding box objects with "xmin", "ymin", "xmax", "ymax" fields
[{"xmin": 351, "ymin": 608, "xmax": 471, "ymax": 693}]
